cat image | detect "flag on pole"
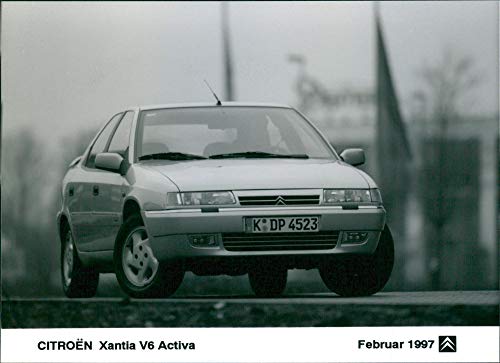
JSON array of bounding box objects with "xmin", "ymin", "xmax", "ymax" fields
[
  {"xmin": 376, "ymin": 12, "xmax": 411, "ymax": 162},
  {"xmin": 375, "ymin": 8, "xmax": 412, "ymax": 289}
]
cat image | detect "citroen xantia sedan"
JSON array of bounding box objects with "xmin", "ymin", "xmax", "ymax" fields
[{"xmin": 57, "ymin": 103, "xmax": 394, "ymax": 298}]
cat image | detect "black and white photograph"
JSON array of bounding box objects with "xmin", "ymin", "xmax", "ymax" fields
[{"xmin": 1, "ymin": 1, "xmax": 499, "ymax": 362}]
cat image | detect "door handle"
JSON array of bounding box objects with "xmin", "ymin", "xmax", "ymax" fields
[
  {"xmin": 92, "ymin": 185, "xmax": 99, "ymax": 196},
  {"xmin": 68, "ymin": 186, "xmax": 74, "ymax": 197}
]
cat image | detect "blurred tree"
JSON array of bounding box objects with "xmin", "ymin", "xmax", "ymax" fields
[
  {"xmin": 2, "ymin": 130, "xmax": 51, "ymax": 295},
  {"xmin": 414, "ymin": 49, "xmax": 486, "ymax": 289},
  {"xmin": 414, "ymin": 48, "xmax": 482, "ymax": 127},
  {"xmin": 2, "ymin": 128, "xmax": 95, "ymax": 297}
]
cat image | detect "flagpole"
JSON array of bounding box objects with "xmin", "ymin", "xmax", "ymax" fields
[
  {"xmin": 0, "ymin": 1, "xmax": 3, "ymax": 186},
  {"xmin": 374, "ymin": 1, "xmax": 380, "ymax": 21},
  {"xmin": 221, "ymin": 2, "xmax": 235, "ymax": 101}
]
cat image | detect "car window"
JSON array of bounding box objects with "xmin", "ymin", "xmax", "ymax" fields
[
  {"xmin": 85, "ymin": 113, "xmax": 123, "ymax": 168},
  {"xmin": 266, "ymin": 117, "xmax": 292, "ymax": 153},
  {"xmin": 140, "ymin": 123, "xmax": 236, "ymax": 156},
  {"xmin": 136, "ymin": 107, "xmax": 336, "ymax": 159},
  {"xmin": 107, "ymin": 111, "xmax": 134, "ymax": 158}
]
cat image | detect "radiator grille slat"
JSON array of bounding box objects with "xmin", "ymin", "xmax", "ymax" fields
[
  {"xmin": 238, "ymin": 195, "xmax": 320, "ymax": 206},
  {"xmin": 222, "ymin": 231, "xmax": 339, "ymax": 252}
]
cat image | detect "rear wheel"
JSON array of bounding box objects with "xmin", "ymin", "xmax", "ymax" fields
[
  {"xmin": 249, "ymin": 264, "xmax": 287, "ymax": 298},
  {"xmin": 61, "ymin": 225, "xmax": 99, "ymax": 298},
  {"xmin": 114, "ymin": 215, "xmax": 184, "ymax": 298},
  {"xmin": 319, "ymin": 225, "xmax": 394, "ymax": 297}
]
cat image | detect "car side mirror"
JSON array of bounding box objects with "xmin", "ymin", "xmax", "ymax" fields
[
  {"xmin": 95, "ymin": 152, "xmax": 124, "ymax": 174},
  {"xmin": 340, "ymin": 148, "xmax": 365, "ymax": 166}
]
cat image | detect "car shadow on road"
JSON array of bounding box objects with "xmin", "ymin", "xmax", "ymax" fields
[{"xmin": 169, "ymin": 292, "xmax": 396, "ymax": 300}]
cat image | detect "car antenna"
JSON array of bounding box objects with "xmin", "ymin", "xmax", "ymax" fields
[{"xmin": 204, "ymin": 80, "xmax": 222, "ymax": 106}]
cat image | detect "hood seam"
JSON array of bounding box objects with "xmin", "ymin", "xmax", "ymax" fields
[{"xmin": 142, "ymin": 164, "xmax": 181, "ymax": 192}]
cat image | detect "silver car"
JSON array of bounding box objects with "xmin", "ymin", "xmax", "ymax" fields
[{"xmin": 57, "ymin": 103, "xmax": 394, "ymax": 298}]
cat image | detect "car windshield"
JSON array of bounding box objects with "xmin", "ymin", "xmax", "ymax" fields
[{"xmin": 136, "ymin": 106, "xmax": 336, "ymax": 161}]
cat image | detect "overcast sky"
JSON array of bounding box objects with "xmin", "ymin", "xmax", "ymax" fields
[{"xmin": 1, "ymin": 1, "xmax": 498, "ymax": 141}]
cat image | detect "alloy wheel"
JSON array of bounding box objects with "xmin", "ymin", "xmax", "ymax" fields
[{"xmin": 121, "ymin": 227, "xmax": 159, "ymax": 287}]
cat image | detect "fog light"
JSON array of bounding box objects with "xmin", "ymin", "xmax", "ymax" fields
[
  {"xmin": 343, "ymin": 231, "xmax": 368, "ymax": 244},
  {"xmin": 189, "ymin": 234, "xmax": 218, "ymax": 248}
]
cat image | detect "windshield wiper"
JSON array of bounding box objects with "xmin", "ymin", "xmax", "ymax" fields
[
  {"xmin": 139, "ymin": 152, "xmax": 207, "ymax": 161},
  {"xmin": 209, "ymin": 151, "xmax": 309, "ymax": 159}
]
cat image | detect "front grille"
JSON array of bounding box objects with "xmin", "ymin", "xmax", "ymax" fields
[
  {"xmin": 222, "ymin": 231, "xmax": 339, "ymax": 252},
  {"xmin": 238, "ymin": 195, "xmax": 320, "ymax": 206}
]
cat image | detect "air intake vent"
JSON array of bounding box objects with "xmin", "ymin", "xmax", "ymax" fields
[
  {"xmin": 222, "ymin": 231, "xmax": 339, "ymax": 252},
  {"xmin": 238, "ymin": 195, "xmax": 320, "ymax": 206}
]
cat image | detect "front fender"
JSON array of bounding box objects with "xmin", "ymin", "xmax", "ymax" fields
[{"xmin": 124, "ymin": 164, "xmax": 180, "ymax": 211}]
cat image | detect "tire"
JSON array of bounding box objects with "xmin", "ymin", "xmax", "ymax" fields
[
  {"xmin": 114, "ymin": 215, "xmax": 184, "ymax": 298},
  {"xmin": 319, "ymin": 225, "xmax": 395, "ymax": 297},
  {"xmin": 249, "ymin": 264, "xmax": 287, "ymax": 298},
  {"xmin": 61, "ymin": 225, "xmax": 99, "ymax": 298}
]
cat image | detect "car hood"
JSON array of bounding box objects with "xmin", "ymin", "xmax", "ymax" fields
[{"xmin": 141, "ymin": 159, "xmax": 370, "ymax": 191}]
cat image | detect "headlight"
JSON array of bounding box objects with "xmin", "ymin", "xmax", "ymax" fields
[
  {"xmin": 323, "ymin": 189, "xmax": 371, "ymax": 203},
  {"xmin": 167, "ymin": 191, "xmax": 236, "ymax": 206}
]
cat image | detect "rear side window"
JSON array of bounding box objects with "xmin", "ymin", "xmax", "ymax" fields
[
  {"xmin": 85, "ymin": 113, "xmax": 123, "ymax": 168},
  {"xmin": 108, "ymin": 111, "xmax": 134, "ymax": 158}
]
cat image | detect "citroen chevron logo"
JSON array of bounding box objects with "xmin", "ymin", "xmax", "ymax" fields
[
  {"xmin": 275, "ymin": 196, "xmax": 286, "ymax": 205},
  {"xmin": 439, "ymin": 336, "xmax": 456, "ymax": 352}
]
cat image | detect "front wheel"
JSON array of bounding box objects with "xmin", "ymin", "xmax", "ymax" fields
[
  {"xmin": 61, "ymin": 226, "xmax": 99, "ymax": 298},
  {"xmin": 319, "ymin": 225, "xmax": 394, "ymax": 297},
  {"xmin": 249, "ymin": 264, "xmax": 287, "ymax": 298},
  {"xmin": 114, "ymin": 215, "xmax": 184, "ymax": 298}
]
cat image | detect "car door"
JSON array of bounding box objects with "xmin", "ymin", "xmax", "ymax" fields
[
  {"xmin": 75, "ymin": 112, "xmax": 123, "ymax": 252},
  {"xmin": 88, "ymin": 110, "xmax": 135, "ymax": 251},
  {"xmin": 65, "ymin": 162, "xmax": 88, "ymax": 249}
]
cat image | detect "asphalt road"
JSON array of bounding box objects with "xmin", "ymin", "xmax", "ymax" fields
[
  {"xmin": 3, "ymin": 291, "xmax": 498, "ymax": 328},
  {"xmin": 6, "ymin": 290, "xmax": 499, "ymax": 305}
]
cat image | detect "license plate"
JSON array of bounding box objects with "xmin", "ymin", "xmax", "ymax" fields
[{"xmin": 247, "ymin": 216, "xmax": 319, "ymax": 233}]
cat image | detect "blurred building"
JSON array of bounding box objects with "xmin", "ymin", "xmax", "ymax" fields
[{"xmin": 410, "ymin": 115, "xmax": 498, "ymax": 289}]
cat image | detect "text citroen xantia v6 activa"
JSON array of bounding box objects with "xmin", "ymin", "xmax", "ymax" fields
[{"xmin": 57, "ymin": 103, "xmax": 394, "ymax": 298}]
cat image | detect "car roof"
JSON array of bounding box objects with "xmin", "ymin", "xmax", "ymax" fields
[{"xmin": 135, "ymin": 102, "xmax": 293, "ymax": 111}]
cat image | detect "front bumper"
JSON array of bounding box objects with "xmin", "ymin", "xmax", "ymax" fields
[{"xmin": 143, "ymin": 205, "xmax": 386, "ymax": 261}]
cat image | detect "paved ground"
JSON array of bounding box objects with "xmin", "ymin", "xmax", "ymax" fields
[
  {"xmin": 7, "ymin": 290, "xmax": 499, "ymax": 305},
  {"xmin": 152, "ymin": 290, "xmax": 500, "ymax": 305},
  {"xmin": 2, "ymin": 291, "xmax": 498, "ymax": 328}
]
